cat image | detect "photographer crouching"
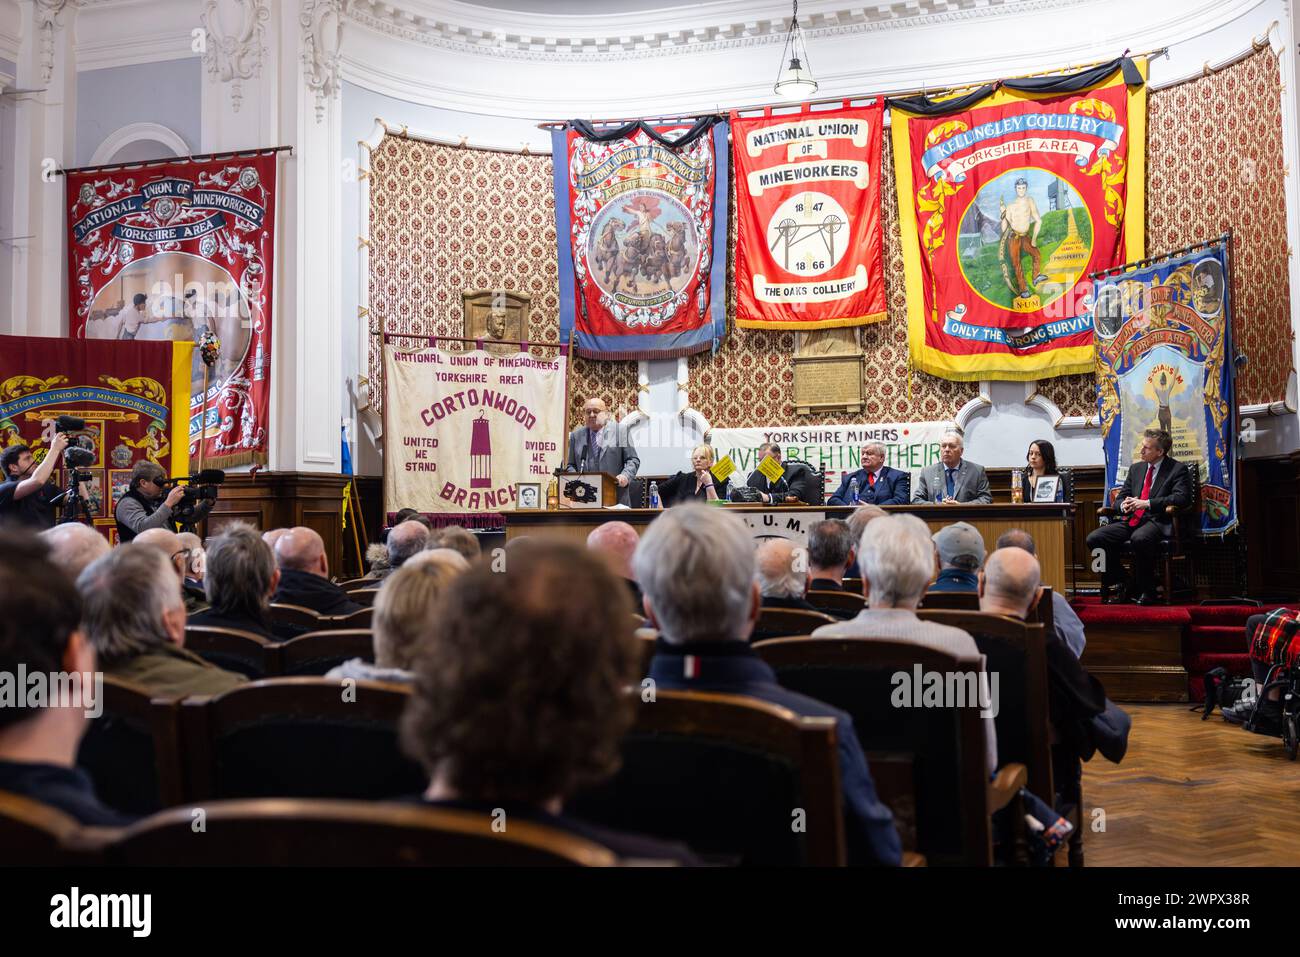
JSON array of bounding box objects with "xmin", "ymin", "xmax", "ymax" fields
[
  {"xmin": 114, "ymin": 460, "xmax": 186, "ymax": 543},
  {"xmin": 0, "ymin": 433, "xmax": 69, "ymax": 530}
]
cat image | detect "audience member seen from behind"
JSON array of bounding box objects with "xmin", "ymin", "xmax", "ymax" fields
[
  {"xmin": 812, "ymin": 514, "xmax": 997, "ymax": 775},
  {"xmin": 428, "ymin": 525, "xmax": 481, "ymax": 562},
  {"xmin": 0, "ymin": 530, "xmax": 133, "ymax": 825},
  {"xmin": 400, "ymin": 539, "xmax": 697, "ymax": 863},
  {"xmin": 586, "ymin": 521, "xmax": 643, "ymax": 608},
  {"xmin": 994, "ymin": 529, "xmax": 1085, "ymax": 658},
  {"xmin": 370, "ymin": 520, "xmax": 430, "ymax": 582},
  {"xmin": 327, "ymin": 549, "xmax": 468, "ymax": 684},
  {"xmin": 929, "ymin": 521, "xmax": 986, "ymax": 593},
  {"xmin": 635, "ymin": 504, "xmax": 902, "ymax": 865},
  {"xmin": 188, "ymin": 523, "xmax": 299, "ymax": 641},
  {"xmin": 843, "ymin": 503, "xmax": 887, "ymax": 579},
  {"xmin": 806, "ymin": 519, "xmax": 856, "ymax": 593},
  {"xmin": 40, "ymin": 522, "xmax": 110, "ymax": 583},
  {"xmin": 272, "ymin": 526, "xmax": 362, "ymax": 616},
  {"xmin": 134, "ymin": 527, "xmax": 207, "ymax": 614},
  {"xmin": 78, "ymin": 544, "xmax": 246, "ymax": 698},
  {"xmin": 754, "ymin": 538, "xmax": 818, "ymax": 614}
]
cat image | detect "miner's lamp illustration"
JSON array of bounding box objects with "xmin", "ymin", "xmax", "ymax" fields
[{"xmin": 470, "ymin": 414, "xmax": 492, "ymax": 488}]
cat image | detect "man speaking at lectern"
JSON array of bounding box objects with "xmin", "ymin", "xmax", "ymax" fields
[{"xmin": 565, "ymin": 397, "xmax": 640, "ymax": 507}]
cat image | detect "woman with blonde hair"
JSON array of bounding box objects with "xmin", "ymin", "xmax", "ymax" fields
[{"xmin": 657, "ymin": 444, "xmax": 730, "ymax": 506}]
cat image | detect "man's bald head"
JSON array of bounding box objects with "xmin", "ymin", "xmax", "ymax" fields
[
  {"xmin": 979, "ymin": 546, "xmax": 1042, "ymax": 619},
  {"xmin": 754, "ymin": 537, "xmax": 805, "ymax": 599},
  {"xmin": 387, "ymin": 520, "xmax": 430, "ymax": 569},
  {"xmin": 262, "ymin": 528, "xmax": 289, "ymax": 551},
  {"xmin": 587, "ymin": 521, "xmax": 639, "ymax": 581},
  {"xmin": 40, "ymin": 523, "xmax": 111, "ymax": 582},
  {"xmin": 994, "ymin": 528, "xmax": 1036, "ymax": 556},
  {"xmin": 177, "ymin": 531, "xmax": 205, "ymax": 581},
  {"xmin": 275, "ymin": 526, "xmax": 328, "ymax": 578},
  {"xmin": 133, "ymin": 527, "xmax": 185, "ymax": 582}
]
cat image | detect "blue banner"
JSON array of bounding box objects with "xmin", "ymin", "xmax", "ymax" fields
[{"xmin": 1094, "ymin": 239, "xmax": 1236, "ymax": 534}]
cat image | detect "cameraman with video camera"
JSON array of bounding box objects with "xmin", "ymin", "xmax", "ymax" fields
[
  {"xmin": 114, "ymin": 459, "xmax": 186, "ymax": 543},
  {"xmin": 0, "ymin": 433, "xmax": 69, "ymax": 530}
]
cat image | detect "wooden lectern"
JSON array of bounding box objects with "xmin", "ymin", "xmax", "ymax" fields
[{"xmin": 558, "ymin": 472, "xmax": 617, "ymax": 509}]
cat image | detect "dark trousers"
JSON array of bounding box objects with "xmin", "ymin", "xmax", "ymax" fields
[{"xmin": 1085, "ymin": 519, "xmax": 1165, "ymax": 595}]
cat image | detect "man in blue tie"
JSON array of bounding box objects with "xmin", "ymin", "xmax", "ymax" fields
[
  {"xmin": 912, "ymin": 430, "xmax": 993, "ymax": 504},
  {"xmin": 828, "ymin": 442, "xmax": 911, "ymax": 506}
]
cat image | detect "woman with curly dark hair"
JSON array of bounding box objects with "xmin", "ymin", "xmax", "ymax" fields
[
  {"xmin": 400, "ymin": 538, "xmax": 697, "ymax": 863},
  {"xmin": 1023, "ymin": 439, "xmax": 1065, "ymax": 503}
]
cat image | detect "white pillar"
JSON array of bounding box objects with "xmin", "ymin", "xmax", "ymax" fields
[{"xmin": 8, "ymin": 0, "xmax": 75, "ymax": 337}]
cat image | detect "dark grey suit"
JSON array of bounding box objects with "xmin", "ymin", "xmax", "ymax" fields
[
  {"xmin": 912, "ymin": 459, "xmax": 993, "ymax": 504},
  {"xmin": 566, "ymin": 425, "xmax": 640, "ymax": 506}
]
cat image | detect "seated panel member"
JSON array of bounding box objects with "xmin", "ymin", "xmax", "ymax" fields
[
  {"xmin": 658, "ymin": 444, "xmax": 729, "ymax": 506},
  {"xmin": 829, "ymin": 442, "xmax": 910, "ymax": 506},
  {"xmin": 1022, "ymin": 439, "xmax": 1065, "ymax": 503},
  {"xmin": 565, "ymin": 397, "xmax": 640, "ymax": 507},
  {"xmin": 1085, "ymin": 428, "xmax": 1192, "ymax": 606},
  {"xmin": 745, "ymin": 443, "xmax": 812, "ymax": 505},
  {"xmin": 912, "ymin": 431, "xmax": 993, "ymax": 504}
]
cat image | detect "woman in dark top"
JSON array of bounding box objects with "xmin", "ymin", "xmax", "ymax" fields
[
  {"xmin": 1023, "ymin": 439, "xmax": 1065, "ymax": 503},
  {"xmin": 658, "ymin": 444, "xmax": 729, "ymax": 507}
]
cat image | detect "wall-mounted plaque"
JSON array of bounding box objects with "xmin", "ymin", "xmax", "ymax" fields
[
  {"xmin": 792, "ymin": 352, "xmax": 866, "ymax": 415},
  {"xmin": 462, "ymin": 289, "xmax": 531, "ymax": 356}
]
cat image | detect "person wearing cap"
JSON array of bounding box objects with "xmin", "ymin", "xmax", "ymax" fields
[{"xmin": 929, "ymin": 521, "xmax": 986, "ymax": 593}]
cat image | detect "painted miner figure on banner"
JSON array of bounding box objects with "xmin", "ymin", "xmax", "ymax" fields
[
  {"xmin": 552, "ymin": 117, "xmax": 729, "ymax": 359},
  {"xmin": 66, "ymin": 154, "xmax": 278, "ymax": 468}
]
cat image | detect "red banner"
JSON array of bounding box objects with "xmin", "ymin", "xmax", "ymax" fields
[
  {"xmin": 732, "ymin": 103, "xmax": 886, "ymax": 330},
  {"xmin": 66, "ymin": 153, "xmax": 277, "ymax": 468},
  {"xmin": 0, "ymin": 335, "xmax": 191, "ymax": 542}
]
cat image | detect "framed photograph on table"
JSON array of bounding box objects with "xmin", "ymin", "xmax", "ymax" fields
[
  {"xmin": 515, "ymin": 483, "xmax": 542, "ymax": 511},
  {"xmin": 1032, "ymin": 476, "xmax": 1061, "ymax": 503}
]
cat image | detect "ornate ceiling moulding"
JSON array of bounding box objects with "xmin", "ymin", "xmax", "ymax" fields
[
  {"xmin": 201, "ymin": 0, "xmax": 271, "ymax": 113},
  {"xmin": 302, "ymin": 0, "xmax": 347, "ymax": 121},
  {"xmin": 34, "ymin": 0, "xmax": 71, "ymax": 85},
  {"xmin": 343, "ymin": 0, "xmax": 1083, "ymax": 64}
]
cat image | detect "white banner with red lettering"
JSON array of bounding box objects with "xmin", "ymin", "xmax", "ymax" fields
[{"xmin": 383, "ymin": 346, "xmax": 568, "ymax": 514}]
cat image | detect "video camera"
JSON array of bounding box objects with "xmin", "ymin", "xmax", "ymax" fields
[
  {"xmin": 53, "ymin": 415, "xmax": 96, "ymax": 472},
  {"xmin": 160, "ymin": 468, "xmax": 226, "ymax": 526}
]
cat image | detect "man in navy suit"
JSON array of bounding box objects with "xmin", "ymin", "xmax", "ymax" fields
[{"xmin": 829, "ymin": 442, "xmax": 910, "ymax": 506}]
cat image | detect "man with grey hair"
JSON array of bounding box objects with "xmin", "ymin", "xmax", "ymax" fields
[
  {"xmin": 188, "ymin": 523, "xmax": 299, "ymax": 640},
  {"xmin": 807, "ymin": 519, "xmax": 855, "ymax": 592},
  {"xmin": 587, "ymin": 520, "xmax": 642, "ymax": 607},
  {"xmin": 77, "ymin": 544, "xmax": 245, "ymax": 697},
  {"xmin": 40, "ymin": 522, "xmax": 110, "ymax": 582},
  {"xmin": 814, "ymin": 514, "xmax": 997, "ymax": 774},
  {"xmin": 843, "ymin": 503, "xmax": 887, "ymax": 579},
  {"xmin": 272, "ymin": 526, "xmax": 361, "ymax": 616},
  {"xmin": 135, "ymin": 526, "xmax": 209, "ymax": 613},
  {"xmin": 912, "ymin": 430, "xmax": 992, "ymax": 504},
  {"xmin": 372, "ymin": 520, "xmax": 430, "ymax": 581},
  {"xmin": 929, "ymin": 521, "xmax": 986, "ymax": 592},
  {"xmin": 995, "ymin": 528, "xmax": 1085, "ymax": 658},
  {"xmin": 829, "ymin": 443, "xmax": 911, "ymax": 506},
  {"xmin": 636, "ymin": 504, "xmax": 901, "ymax": 865},
  {"xmin": 754, "ymin": 538, "xmax": 818, "ymax": 612},
  {"xmin": 113, "ymin": 459, "xmax": 186, "ymax": 542}
]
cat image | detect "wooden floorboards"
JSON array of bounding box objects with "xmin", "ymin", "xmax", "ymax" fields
[{"xmin": 1081, "ymin": 704, "xmax": 1300, "ymax": 866}]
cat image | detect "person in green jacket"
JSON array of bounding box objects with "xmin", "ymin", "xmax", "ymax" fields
[{"xmin": 76, "ymin": 544, "xmax": 246, "ymax": 699}]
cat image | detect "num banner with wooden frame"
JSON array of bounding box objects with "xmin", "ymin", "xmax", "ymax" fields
[
  {"xmin": 1093, "ymin": 236, "xmax": 1237, "ymax": 535},
  {"xmin": 0, "ymin": 336, "xmax": 191, "ymax": 541},
  {"xmin": 383, "ymin": 344, "xmax": 568, "ymax": 518},
  {"xmin": 890, "ymin": 57, "xmax": 1147, "ymax": 381},
  {"xmin": 552, "ymin": 117, "xmax": 729, "ymax": 359},
  {"xmin": 65, "ymin": 152, "xmax": 278, "ymax": 468},
  {"xmin": 732, "ymin": 101, "xmax": 886, "ymax": 330}
]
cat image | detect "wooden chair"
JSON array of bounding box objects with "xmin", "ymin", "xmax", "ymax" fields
[
  {"xmin": 275, "ymin": 629, "xmax": 376, "ymax": 677},
  {"xmin": 176, "ymin": 678, "xmax": 424, "ymax": 803},
  {"xmin": 1096, "ymin": 481, "xmax": 1201, "ymax": 603},
  {"xmin": 109, "ymin": 799, "xmax": 617, "ymax": 866},
  {"xmin": 752, "ymin": 636, "xmax": 1025, "ymax": 866},
  {"xmin": 842, "ymin": 577, "xmax": 863, "ymax": 593},
  {"xmin": 571, "ymin": 690, "xmax": 845, "ymax": 866},
  {"xmin": 806, "ymin": 590, "xmax": 867, "ymax": 616},
  {"xmin": 268, "ymin": 602, "xmax": 323, "ymax": 630},
  {"xmin": 915, "ymin": 611, "xmax": 1053, "ymax": 802},
  {"xmin": 345, "ymin": 588, "xmax": 381, "ymax": 608},
  {"xmin": 329, "ymin": 606, "xmax": 374, "ymax": 629},
  {"xmin": 753, "ymin": 607, "xmax": 835, "ymax": 643},
  {"xmin": 184, "ymin": 625, "xmax": 274, "ymax": 679},
  {"xmin": 0, "ymin": 790, "xmax": 113, "ymax": 865},
  {"xmin": 336, "ymin": 577, "xmax": 376, "ymax": 592},
  {"xmin": 75, "ymin": 675, "xmax": 185, "ymax": 815},
  {"xmin": 1030, "ymin": 586, "xmax": 1055, "ymax": 636},
  {"xmin": 920, "ymin": 590, "xmax": 980, "ymax": 611}
]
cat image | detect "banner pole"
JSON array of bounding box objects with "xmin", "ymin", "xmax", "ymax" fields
[
  {"xmin": 560, "ymin": 328, "xmax": 575, "ymax": 468},
  {"xmin": 198, "ymin": 363, "xmax": 208, "ymax": 475}
]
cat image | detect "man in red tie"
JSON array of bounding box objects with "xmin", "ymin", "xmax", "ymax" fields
[{"xmin": 1086, "ymin": 429, "xmax": 1194, "ymax": 605}]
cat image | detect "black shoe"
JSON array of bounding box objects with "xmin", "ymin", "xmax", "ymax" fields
[
  {"xmin": 1247, "ymin": 700, "xmax": 1283, "ymax": 736},
  {"xmin": 1102, "ymin": 584, "xmax": 1131, "ymax": 604},
  {"xmin": 1134, "ymin": 592, "xmax": 1160, "ymax": 606}
]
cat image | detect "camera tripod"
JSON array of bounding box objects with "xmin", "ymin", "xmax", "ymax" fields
[{"xmin": 52, "ymin": 470, "xmax": 95, "ymax": 525}]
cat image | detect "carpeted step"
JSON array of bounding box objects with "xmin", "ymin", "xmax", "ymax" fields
[
  {"xmin": 1186, "ymin": 604, "xmax": 1294, "ymax": 625},
  {"xmin": 1187, "ymin": 624, "xmax": 1250, "ymax": 655},
  {"xmin": 1073, "ymin": 603, "xmax": 1192, "ymax": 627}
]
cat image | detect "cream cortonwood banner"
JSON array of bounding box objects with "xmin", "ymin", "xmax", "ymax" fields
[{"xmin": 384, "ymin": 346, "xmax": 568, "ymax": 514}]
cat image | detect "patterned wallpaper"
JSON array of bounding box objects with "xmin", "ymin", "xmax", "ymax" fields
[{"xmin": 366, "ymin": 47, "xmax": 1292, "ymax": 428}]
